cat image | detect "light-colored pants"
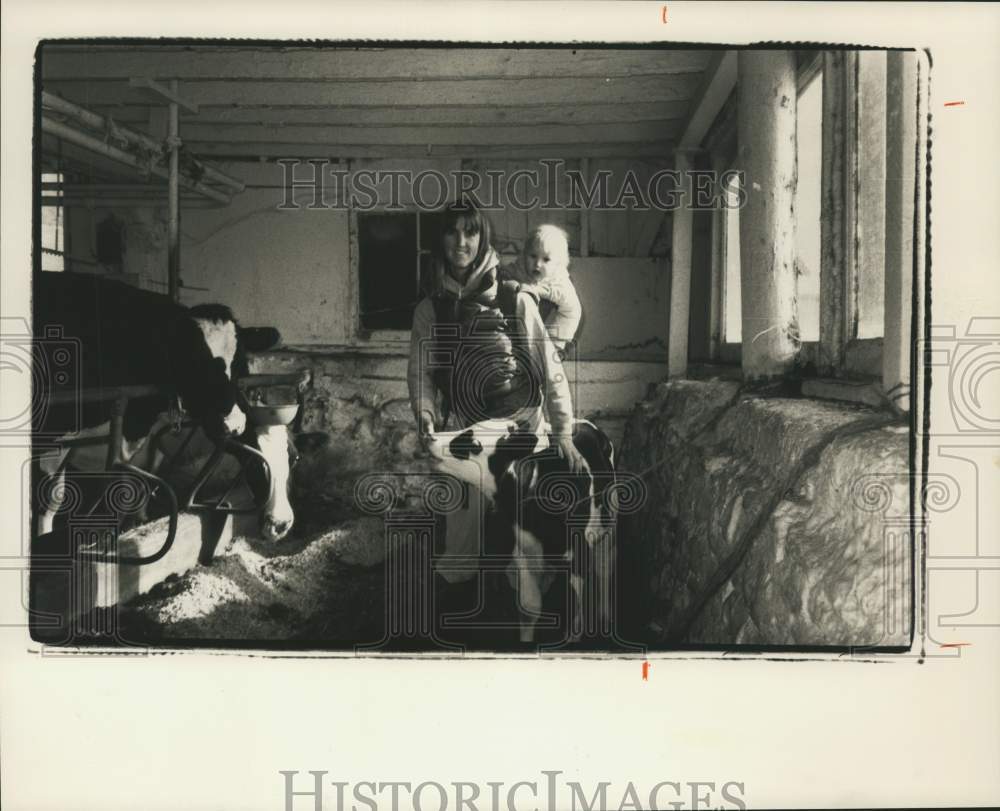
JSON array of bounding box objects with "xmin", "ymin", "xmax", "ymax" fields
[
  {"xmin": 435, "ymin": 406, "xmax": 545, "ymax": 584},
  {"xmin": 436, "ymin": 484, "xmax": 486, "ymax": 584}
]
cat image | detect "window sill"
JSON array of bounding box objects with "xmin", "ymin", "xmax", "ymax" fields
[
  {"xmin": 801, "ymin": 377, "xmax": 887, "ymax": 409},
  {"xmin": 358, "ymin": 329, "xmax": 412, "ymax": 344}
]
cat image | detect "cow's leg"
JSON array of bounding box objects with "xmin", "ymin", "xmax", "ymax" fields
[{"xmin": 513, "ymin": 529, "xmax": 545, "ymax": 643}]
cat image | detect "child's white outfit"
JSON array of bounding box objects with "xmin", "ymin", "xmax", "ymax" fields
[{"xmin": 501, "ymin": 262, "xmax": 582, "ymax": 354}]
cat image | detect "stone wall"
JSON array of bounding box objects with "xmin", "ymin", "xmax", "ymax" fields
[
  {"xmin": 245, "ymin": 349, "xmax": 665, "ymax": 514},
  {"xmin": 619, "ymin": 378, "xmax": 912, "ymax": 648}
]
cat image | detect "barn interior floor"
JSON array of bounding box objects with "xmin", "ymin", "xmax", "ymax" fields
[{"xmin": 110, "ymin": 489, "xmax": 590, "ymax": 653}]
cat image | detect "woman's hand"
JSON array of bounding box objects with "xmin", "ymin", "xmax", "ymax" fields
[{"xmin": 555, "ymin": 434, "xmax": 589, "ymax": 476}]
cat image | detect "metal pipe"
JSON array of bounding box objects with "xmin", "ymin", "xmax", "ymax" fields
[
  {"xmin": 238, "ymin": 373, "xmax": 312, "ymax": 389},
  {"xmin": 41, "ymin": 116, "xmax": 231, "ymax": 204},
  {"xmin": 41, "ymin": 91, "xmax": 246, "ymax": 192},
  {"xmin": 42, "ymin": 197, "xmax": 224, "ymax": 209},
  {"xmin": 46, "ymin": 384, "xmax": 167, "ymax": 406},
  {"xmin": 199, "ymin": 162, "xmax": 246, "ymax": 193},
  {"xmin": 167, "ymin": 80, "xmax": 180, "ymax": 302},
  {"xmin": 75, "ymin": 463, "xmax": 180, "ymax": 566}
]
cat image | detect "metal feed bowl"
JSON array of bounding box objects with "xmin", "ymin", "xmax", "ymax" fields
[{"xmin": 249, "ymin": 403, "xmax": 300, "ymax": 427}]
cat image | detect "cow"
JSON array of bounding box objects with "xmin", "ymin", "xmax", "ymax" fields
[
  {"xmin": 426, "ymin": 418, "xmax": 617, "ymax": 644},
  {"xmin": 31, "ymin": 274, "xmax": 296, "ymax": 541},
  {"xmin": 152, "ymin": 302, "xmax": 301, "ymax": 542}
]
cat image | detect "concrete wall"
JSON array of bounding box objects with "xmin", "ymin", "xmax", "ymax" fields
[
  {"xmin": 570, "ymin": 257, "xmax": 670, "ymax": 360},
  {"xmin": 247, "ymin": 350, "xmax": 667, "ymax": 450},
  {"xmin": 619, "ymin": 378, "xmax": 910, "ymax": 647},
  {"xmin": 60, "ymin": 158, "xmax": 671, "ymax": 411}
]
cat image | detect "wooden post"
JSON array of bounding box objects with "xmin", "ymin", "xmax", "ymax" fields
[
  {"xmin": 817, "ymin": 51, "xmax": 860, "ymax": 373},
  {"xmin": 167, "ymin": 79, "xmax": 181, "ymax": 302},
  {"xmin": 883, "ymin": 52, "xmax": 918, "ymax": 412},
  {"xmin": 708, "ymin": 152, "xmax": 726, "ymax": 360},
  {"xmin": 667, "ymin": 150, "xmax": 693, "ymax": 377},
  {"xmin": 736, "ymin": 51, "xmax": 799, "ymax": 379}
]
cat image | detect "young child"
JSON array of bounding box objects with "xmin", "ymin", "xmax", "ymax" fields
[{"xmin": 503, "ymin": 224, "xmax": 582, "ymax": 356}]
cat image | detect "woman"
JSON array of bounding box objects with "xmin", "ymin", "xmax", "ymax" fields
[{"xmin": 407, "ymin": 198, "xmax": 587, "ymax": 590}]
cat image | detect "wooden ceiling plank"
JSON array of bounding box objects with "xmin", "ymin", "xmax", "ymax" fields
[
  {"xmin": 45, "ymin": 74, "xmax": 703, "ymax": 107},
  {"xmin": 176, "ymin": 120, "xmax": 683, "ymax": 146},
  {"xmin": 86, "ymin": 100, "xmax": 692, "ymax": 126},
  {"xmin": 186, "ymin": 141, "xmax": 675, "ymax": 159},
  {"xmin": 41, "ymin": 47, "xmax": 715, "ymax": 81}
]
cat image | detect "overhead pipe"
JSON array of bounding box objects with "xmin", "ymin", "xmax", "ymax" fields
[
  {"xmin": 41, "ymin": 90, "xmax": 246, "ymax": 193},
  {"xmin": 41, "ymin": 115, "xmax": 231, "ymax": 204},
  {"xmin": 42, "ymin": 197, "xmax": 223, "ymax": 209}
]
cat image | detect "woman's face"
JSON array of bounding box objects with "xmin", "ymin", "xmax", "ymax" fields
[{"xmin": 442, "ymin": 222, "xmax": 481, "ymax": 275}]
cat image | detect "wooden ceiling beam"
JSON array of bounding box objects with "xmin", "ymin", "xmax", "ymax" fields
[
  {"xmin": 678, "ymin": 50, "xmax": 738, "ymax": 149},
  {"xmin": 84, "ymin": 100, "xmax": 692, "ymax": 126},
  {"xmin": 41, "ymin": 47, "xmax": 714, "ymax": 81},
  {"xmin": 187, "ymin": 141, "xmax": 676, "ymax": 159},
  {"xmin": 175, "ymin": 120, "xmax": 682, "ymax": 146},
  {"xmin": 45, "ymin": 74, "xmax": 703, "ymax": 107}
]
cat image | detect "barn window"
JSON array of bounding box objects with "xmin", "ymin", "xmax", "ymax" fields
[
  {"xmin": 853, "ymin": 51, "xmax": 888, "ymax": 340},
  {"xmin": 40, "ymin": 172, "xmax": 65, "ymax": 272},
  {"xmin": 357, "ymin": 211, "xmax": 434, "ymax": 332},
  {"xmin": 795, "ymin": 69, "xmax": 823, "ymax": 343},
  {"xmin": 722, "ymin": 172, "xmax": 743, "ymax": 345},
  {"xmin": 702, "ymin": 50, "xmax": 905, "ymax": 386}
]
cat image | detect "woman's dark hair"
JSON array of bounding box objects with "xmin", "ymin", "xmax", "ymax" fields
[{"xmin": 436, "ymin": 197, "xmax": 494, "ymax": 270}]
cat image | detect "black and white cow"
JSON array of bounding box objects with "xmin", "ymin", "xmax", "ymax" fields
[
  {"xmin": 427, "ymin": 418, "xmax": 617, "ymax": 643},
  {"xmin": 32, "ymin": 274, "xmax": 295, "ymax": 540},
  {"xmin": 165, "ymin": 303, "xmax": 299, "ymax": 541}
]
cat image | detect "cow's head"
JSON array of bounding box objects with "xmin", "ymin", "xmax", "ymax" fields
[
  {"xmin": 175, "ymin": 308, "xmax": 247, "ymax": 439},
  {"xmin": 252, "ymin": 424, "xmax": 297, "ymax": 541},
  {"xmin": 427, "ymin": 419, "xmax": 545, "ymax": 498}
]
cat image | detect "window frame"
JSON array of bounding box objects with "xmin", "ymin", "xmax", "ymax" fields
[
  {"xmin": 818, "ymin": 50, "xmax": 886, "ymax": 380},
  {"xmin": 703, "ymin": 50, "xmax": 889, "ymax": 382},
  {"xmin": 40, "ymin": 170, "xmax": 67, "ymax": 272},
  {"xmin": 350, "ymin": 206, "xmax": 432, "ymax": 343},
  {"xmin": 794, "ymin": 56, "xmax": 823, "ymax": 350},
  {"xmin": 704, "ymin": 90, "xmax": 741, "ymax": 366}
]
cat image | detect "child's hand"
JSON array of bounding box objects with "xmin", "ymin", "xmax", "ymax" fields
[{"xmin": 519, "ymin": 282, "xmax": 550, "ymax": 302}]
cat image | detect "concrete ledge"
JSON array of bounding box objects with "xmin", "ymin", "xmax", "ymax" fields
[
  {"xmin": 802, "ymin": 378, "xmax": 886, "ymax": 409},
  {"xmin": 31, "ymin": 510, "xmax": 232, "ymax": 641}
]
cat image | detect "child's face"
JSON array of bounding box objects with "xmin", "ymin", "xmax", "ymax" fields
[{"xmin": 524, "ymin": 239, "xmax": 562, "ymax": 281}]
